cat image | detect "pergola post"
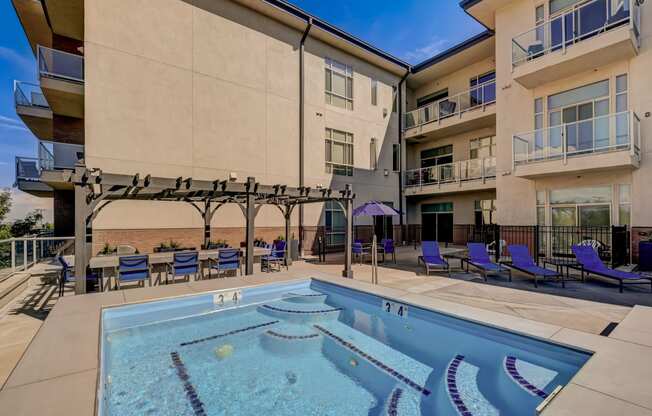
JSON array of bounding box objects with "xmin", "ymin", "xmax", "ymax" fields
[
  {"xmin": 73, "ymin": 182, "xmax": 91, "ymax": 294},
  {"xmin": 245, "ymin": 177, "xmax": 256, "ymax": 275},
  {"xmin": 284, "ymin": 205, "xmax": 292, "ymax": 266},
  {"xmin": 342, "ymin": 184, "xmax": 353, "ymax": 279},
  {"xmin": 203, "ymin": 200, "xmax": 211, "ymax": 249}
]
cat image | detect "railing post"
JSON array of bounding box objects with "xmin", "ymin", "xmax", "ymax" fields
[
  {"xmin": 33, "ymin": 237, "xmax": 37, "ymax": 265},
  {"xmin": 534, "ymin": 225, "xmax": 540, "ymax": 265},
  {"xmin": 11, "ymin": 239, "xmax": 15, "ymax": 272},
  {"xmin": 23, "ymin": 240, "xmax": 27, "ymax": 271},
  {"xmin": 562, "ymin": 129, "xmax": 567, "ymax": 165}
]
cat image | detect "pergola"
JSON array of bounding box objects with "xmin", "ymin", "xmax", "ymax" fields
[{"xmin": 61, "ymin": 164, "xmax": 355, "ymax": 294}]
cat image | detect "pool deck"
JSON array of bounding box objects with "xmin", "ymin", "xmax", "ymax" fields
[{"xmin": 1, "ymin": 261, "xmax": 652, "ymax": 415}]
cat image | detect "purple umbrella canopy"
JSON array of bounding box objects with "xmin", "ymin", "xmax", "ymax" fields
[{"xmin": 353, "ymin": 201, "xmax": 400, "ymax": 217}]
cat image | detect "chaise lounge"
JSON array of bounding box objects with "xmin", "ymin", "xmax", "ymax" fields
[
  {"xmin": 418, "ymin": 241, "xmax": 450, "ymax": 276},
  {"xmin": 505, "ymin": 245, "xmax": 563, "ymax": 288},
  {"xmin": 572, "ymin": 245, "xmax": 652, "ymax": 293},
  {"xmin": 466, "ymin": 242, "xmax": 512, "ymax": 282}
]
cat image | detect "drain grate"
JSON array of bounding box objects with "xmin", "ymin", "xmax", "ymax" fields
[{"xmin": 599, "ymin": 322, "xmax": 619, "ymax": 336}]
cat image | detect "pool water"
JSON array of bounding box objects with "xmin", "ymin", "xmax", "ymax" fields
[{"xmin": 100, "ymin": 280, "xmax": 591, "ymax": 416}]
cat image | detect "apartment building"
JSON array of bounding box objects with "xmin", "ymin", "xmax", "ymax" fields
[
  {"xmin": 11, "ymin": 0, "xmax": 652, "ymax": 251},
  {"xmin": 11, "ymin": 0, "xmax": 407, "ymax": 253}
]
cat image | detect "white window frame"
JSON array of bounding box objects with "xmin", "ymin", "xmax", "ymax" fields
[
  {"xmin": 371, "ymin": 78, "xmax": 378, "ymax": 106},
  {"xmin": 325, "ymin": 58, "xmax": 354, "ymax": 110},
  {"xmin": 325, "ymin": 128, "xmax": 354, "ymax": 176}
]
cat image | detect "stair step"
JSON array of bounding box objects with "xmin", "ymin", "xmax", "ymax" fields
[
  {"xmin": 503, "ymin": 356, "xmax": 557, "ymax": 399},
  {"xmin": 446, "ymin": 355, "xmax": 498, "ymax": 416}
]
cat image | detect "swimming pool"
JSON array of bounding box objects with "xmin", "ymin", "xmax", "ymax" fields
[{"xmin": 99, "ymin": 279, "xmax": 591, "ymax": 415}]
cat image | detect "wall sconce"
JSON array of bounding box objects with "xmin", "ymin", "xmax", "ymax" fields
[{"xmin": 383, "ymin": 169, "xmax": 389, "ymax": 176}]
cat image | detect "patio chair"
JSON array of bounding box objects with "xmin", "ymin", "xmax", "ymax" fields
[
  {"xmin": 116, "ymin": 255, "xmax": 151, "ymax": 289},
  {"xmin": 486, "ymin": 239, "xmax": 507, "ymax": 259},
  {"xmin": 166, "ymin": 251, "xmax": 200, "ymax": 283},
  {"xmin": 466, "ymin": 242, "xmax": 512, "ymax": 282},
  {"xmin": 261, "ymin": 240, "xmax": 287, "ymax": 272},
  {"xmin": 439, "ymin": 100, "xmax": 456, "ymax": 117},
  {"xmin": 506, "ymin": 245, "xmax": 562, "ymax": 288},
  {"xmin": 352, "ymin": 242, "xmax": 369, "ymax": 264},
  {"xmin": 571, "ymin": 245, "xmax": 652, "ymax": 293},
  {"xmin": 208, "ymin": 248, "xmax": 241, "ymax": 278},
  {"xmin": 57, "ymin": 256, "xmax": 101, "ymax": 296},
  {"xmin": 382, "ymin": 239, "xmax": 396, "ymax": 263},
  {"xmin": 418, "ymin": 241, "xmax": 450, "ymax": 276}
]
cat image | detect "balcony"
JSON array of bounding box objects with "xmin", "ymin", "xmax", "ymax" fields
[
  {"xmin": 14, "ymin": 81, "xmax": 52, "ymax": 140},
  {"xmin": 37, "ymin": 45, "xmax": 84, "ymax": 119},
  {"xmin": 512, "ymin": 111, "xmax": 640, "ymax": 178},
  {"xmin": 14, "ymin": 142, "xmax": 84, "ymax": 197},
  {"xmin": 512, "ymin": 0, "xmax": 640, "ymax": 88},
  {"xmin": 403, "ymin": 157, "xmax": 496, "ymax": 196},
  {"xmin": 403, "ymin": 80, "xmax": 496, "ymax": 141},
  {"xmin": 11, "ymin": 0, "xmax": 51, "ymax": 53}
]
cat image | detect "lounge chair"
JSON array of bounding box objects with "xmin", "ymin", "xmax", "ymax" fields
[
  {"xmin": 572, "ymin": 245, "xmax": 652, "ymax": 293},
  {"xmin": 382, "ymin": 239, "xmax": 396, "ymax": 263},
  {"xmin": 466, "ymin": 242, "xmax": 512, "ymax": 281},
  {"xmin": 506, "ymin": 245, "xmax": 562, "ymax": 288},
  {"xmin": 209, "ymin": 248, "xmax": 241, "ymax": 278},
  {"xmin": 352, "ymin": 242, "xmax": 369, "ymax": 264},
  {"xmin": 261, "ymin": 240, "xmax": 287, "ymax": 272},
  {"xmin": 166, "ymin": 251, "xmax": 200, "ymax": 283},
  {"xmin": 57, "ymin": 256, "xmax": 101, "ymax": 296},
  {"xmin": 116, "ymin": 255, "xmax": 151, "ymax": 289},
  {"xmin": 418, "ymin": 241, "xmax": 450, "ymax": 276}
]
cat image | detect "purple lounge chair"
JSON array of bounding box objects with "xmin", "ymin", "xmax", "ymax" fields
[
  {"xmin": 467, "ymin": 242, "xmax": 511, "ymax": 281},
  {"xmin": 418, "ymin": 241, "xmax": 449, "ymax": 276},
  {"xmin": 506, "ymin": 245, "xmax": 562, "ymax": 288},
  {"xmin": 572, "ymin": 245, "xmax": 652, "ymax": 293}
]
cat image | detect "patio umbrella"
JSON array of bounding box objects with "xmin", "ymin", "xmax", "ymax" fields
[{"xmin": 353, "ymin": 201, "xmax": 400, "ymax": 242}]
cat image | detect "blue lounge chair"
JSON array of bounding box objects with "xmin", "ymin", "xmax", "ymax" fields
[
  {"xmin": 166, "ymin": 251, "xmax": 200, "ymax": 283},
  {"xmin": 57, "ymin": 256, "xmax": 101, "ymax": 296},
  {"xmin": 261, "ymin": 240, "xmax": 287, "ymax": 272},
  {"xmin": 506, "ymin": 245, "xmax": 562, "ymax": 288},
  {"xmin": 418, "ymin": 241, "xmax": 449, "ymax": 276},
  {"xmin": 209, "ymin": 248, "xmax": 241, "ymax": 278},
  {"xmin": 572, "ymin": 245, "xmax": 652, "ymax": 293},
  {"xmin": 116, "ymin": 255, "xmax": 151, "ymax": 289},
  {"xmin": 466, "ymin": 242, "xmax": 511, "ymax": 281}
]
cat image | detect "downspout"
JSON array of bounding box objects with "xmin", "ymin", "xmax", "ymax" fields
[
  {"xmin": 398, "ymin": 70, "xmax": 410, "ymax": 241},
  {"xmin": 299, "ymin": 18, "xmax": 312, "ymax": 256}
]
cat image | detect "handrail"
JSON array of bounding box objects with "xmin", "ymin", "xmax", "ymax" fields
[
  {"xmin": 37, "ymin": 45, "xmax": 84, "ymax": 83},
  {"xmin": 513, "ymin": 111, "xmax": 639, "ymax": 165},
  {"xmin": 13, "ymin": 80, "xmax": 50, "ymax": 109},
  {"xmin": 404, "ymin": 157, "xmax": 496, "ymax": 188},
  {"xmin": 0, "ymin": 236, "xmax": 74, "ymax": 277},
  {"xmin": 404, "ymin": 79, "xmax": 496, "ymax": 130},
  {"xmin": 512, "ymin": 0, "xmax": 637, "ymax": 67}
]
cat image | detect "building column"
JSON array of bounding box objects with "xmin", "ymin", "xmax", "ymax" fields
[
  {"xmin": 73, "ymin": 183, "xmax": 91, "ymax": 294},
  {"xmin": 203, "ymin": 200, "xmax": 211, "ymax": 249}
]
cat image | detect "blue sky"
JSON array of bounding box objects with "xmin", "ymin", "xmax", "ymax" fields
[{"xmin": 0, "ymin": 0, "xmax": 482, "ymax": 220}]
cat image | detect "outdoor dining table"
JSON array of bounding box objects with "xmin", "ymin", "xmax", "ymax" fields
[{"xmin": 89, "ymin": 247, "xmax": 272, "ymax": 289}]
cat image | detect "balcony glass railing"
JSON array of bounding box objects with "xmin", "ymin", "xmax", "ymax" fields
[
  {"xmin": 15, "ymin": 142, "xmax": 84, "ymax": 182},
  {"xmin": 37, "ymin": 45, "xmax": 84, "ymax": 83},
  {"xmin": 404, "ymin": 157, "xmax": 496, "ymax": 188},
  {"xmin": 512, "ymin": 0, "xmax": 640, "ymax": 67},
  {"xmin": 404, "ymin": 80, "xmax": 496, "ymax": 130},
  {"xmin": 13, "ymin": 81, "xmax": 50, "ymax": 109},
  {"xmin": 513, "ymin": 111, "xmax": 640, "ymax": 166}
]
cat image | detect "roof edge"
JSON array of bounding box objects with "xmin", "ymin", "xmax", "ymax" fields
[
  {"xmin": 460, "ymin": 0, "xmax": 483, "ymax": 9},
  {"xmin": 262, "ymin": 0, "xmax": 411, "ymax": 69},
  {"xmin": 410, "ymin": 30, "xmax": 494, "ymax": 73}
]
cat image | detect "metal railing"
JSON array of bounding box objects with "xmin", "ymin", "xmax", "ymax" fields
[
  {"xmin": 0, "ymin": 236, "xmax": 74, "ymax": 279},
  {"xmin": 404, "ymin": 157, "xmax": 496, "ymax": 188},
  {"xmin": 404, "ymin": 80, "xmax": 496, "ymax": 130},
  {"xmin": 13, "ymin": 81, "xmax": 50, "ymax": 109},
  {"xmin": 513, "ymin": 111, "xmax": 640, "ymax": 167},
  {"xmin": 512, "ymin": 0, "xmax": 639, "ymax": 67},
  {"xmin": 37, "ymin": 45, "xmax": 84, "ymax": 83}
]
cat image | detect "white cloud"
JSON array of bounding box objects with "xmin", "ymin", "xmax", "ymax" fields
[
  {"xmin": 403, "ymin": 37, "xmax": 450, "ymax": 63},
  {"xmin": 0, "ymin": 46, "xmax": 35, "ymax": 75}
]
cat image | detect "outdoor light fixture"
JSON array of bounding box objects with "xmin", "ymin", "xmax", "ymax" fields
[
  {"xmin": 229, "ymin": 172, "xmax": 238, "ymax": 181},
  {"xmin": 384, "ymin": 169, "xmax": 389, "ymax": 176}
]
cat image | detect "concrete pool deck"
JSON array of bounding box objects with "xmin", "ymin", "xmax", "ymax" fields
[{"xmin": 1, "ymin": 262, "xmax": 651, "ymax": 415}]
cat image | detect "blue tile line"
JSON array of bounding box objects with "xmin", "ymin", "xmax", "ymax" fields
[
  {"xmin": 265, "ymin": 330, "xmax": 320, "ymax": 340},
  {"xmin": 446, "ymin": 355, "xmax": 473, "ymax": 416},
  {"xmin": 170, "ymin": 351, "xmax": 206, "ymax": 416},
  {"xmin": 262, "ymin": 304, "xmax": 342, "ymax": 314},
  {"xmin": 180, "ymin": 320, "xmax": 279, "ymax": 346},
  {"xmin": 504, "ymin": 356, "xmax": 549, "ymax": 399},
  {"xmin": 387, "ymin": 387, "xmax": 403, "ymax": 416},
  {"xmin": 285, "ymin": 292, "xmax": 326, "ymax": 297},
  {"xmin": 313, "ymin": 325, "xmax": 431, "ymax": 396}
]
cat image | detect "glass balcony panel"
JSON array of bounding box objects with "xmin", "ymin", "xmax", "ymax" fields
[{"xmin": 37, "ymin": 45, "xmax": 84, "ymax": 83}]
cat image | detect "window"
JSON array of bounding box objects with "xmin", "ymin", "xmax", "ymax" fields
[
  {"xmin": 417, "ymin": 89, "xmax": 448, "ymax": 108},
  {"xmin": 549, "ymin": 186, "xmax": 612, "ymax": 226},
  {"xmin": 325, "ymin": 128, "xmax": 354, "ymax": 176},
  {"xmin": 392, "ymin": 143, "xmax": 400, "ymax": 172},
  {"xmin": 371, "ymin": 79, "xmax": 378, "ymax": 106},
  {"xmin": 470, "ymin": 71, "xmax": 496, "ymax": 105},
  {"xmin": 474, "ymin": 200, "xmax": 496, "ymax": 226},
  {"xmin": 392, "ymin": 85, "xmax": 398, "ymax": 113},
  {"xmin": 325, "ymin": 201, "xmax": 345, "ymax": 247},
  {"xmin": 535, "ymin": 5, "xmax": 545, "ymax": 41},
  {"xmin": 616, "ymin": 74, "xmax": 628, "ymax": 145},
  {"xmin": 421, "ymin": 144, "xmax": 453, "ymax": 168},
  {"xmin": 325, "ymin": 58, "xmax": 353, "ymax": 110},
  {"xmin": 536, "ymin": 191, "xmax": 546, "ymax": 226},
  {"xmin": 370, "ymin": 138, "xmax": 377, "ymax": 170},
  {"xmin": 619, "ymin": 184, "xmax": 631, "ymax": 225},
  {"xmin": 470, "ymin": 136, "xmax": 495, "ymax": 159}
]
